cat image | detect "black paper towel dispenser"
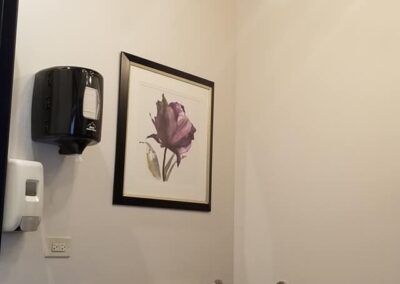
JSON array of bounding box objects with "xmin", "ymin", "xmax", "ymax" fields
[{"xmin": 32, "ymin": 66, "xmax": 103, "ymax": 155}]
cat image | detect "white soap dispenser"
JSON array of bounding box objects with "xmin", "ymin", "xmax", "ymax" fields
[{"xmin": 2, "ymin": 159, "xmax": 44, "ymax": 232}]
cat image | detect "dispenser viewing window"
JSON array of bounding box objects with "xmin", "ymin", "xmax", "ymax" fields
[{"xmin": 32, "ymin": 67, "xmax": 103, "ymax": 155}]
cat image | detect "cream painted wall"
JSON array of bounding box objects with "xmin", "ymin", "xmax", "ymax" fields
[
  {"xmin": 235, "ymin": 0, "xmax": 400, "ymax": 283},
  {"xmin": 0, "ymin": 1, "xmax": 235, "ymax": 283}
]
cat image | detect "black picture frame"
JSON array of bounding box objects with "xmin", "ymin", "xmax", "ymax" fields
[
  {"xmin": 113, "ymin": 52, "xmax": 214, "ymax": 212},
  {"xmin": 0, "ymin": 0, "xmax": 19, "ymax": 249}
]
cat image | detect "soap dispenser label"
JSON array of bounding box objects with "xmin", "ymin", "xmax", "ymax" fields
[{"xmin": 86, "ymin": 121, "xmax": 97, "ymax": 132}]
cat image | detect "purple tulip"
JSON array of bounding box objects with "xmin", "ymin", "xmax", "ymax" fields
[{"xmin": 148, "ymin": 94, "xmax": 196, "ymax": 167}]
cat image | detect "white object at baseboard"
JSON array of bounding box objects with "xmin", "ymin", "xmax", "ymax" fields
[{"xmin": 2, "ymin": 159, "xmax": 43, "ymax": 232}]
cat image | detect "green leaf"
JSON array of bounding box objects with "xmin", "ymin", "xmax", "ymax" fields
[{"xmin": 140, "ymin": 142, "xmax": 161, "ymax": 180}]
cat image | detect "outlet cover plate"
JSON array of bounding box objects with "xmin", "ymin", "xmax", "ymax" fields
[{"xmin": 45, "ymin": 237, "xmax": 71, "ymax": 258}]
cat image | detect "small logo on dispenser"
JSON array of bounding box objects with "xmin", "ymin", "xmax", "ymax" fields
[{"xmin": 86, "ymin": 122, "xmax": 97, "ymax": 132}]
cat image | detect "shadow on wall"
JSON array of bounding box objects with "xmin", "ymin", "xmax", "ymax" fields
[
  {"xmin": 32, "ymin": 142, "xmax": 76, "ymax": 217},
  {"xmin": 0, "ymin": 233, "xmax": 24, "ymax": 278}
]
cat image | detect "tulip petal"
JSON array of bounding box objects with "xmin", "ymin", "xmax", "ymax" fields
[
  {"xmin": 153, "ymin": 95, "xmax": 177, "ymax": 145},
  {"xmin": 170, "ymin": 117, "xmax": 195, "ymax": 145},
  {"xmin": 173, "ymin": 144, "xmax": 192, "ymax": 166},
  {"xmin": 147, "ymin": 94, "xmax": 196, "ymax": 170}
]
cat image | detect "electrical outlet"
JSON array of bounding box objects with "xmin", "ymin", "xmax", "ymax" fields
[
  {"xmin": 45, "ymin": 237, "xmax": 71, "ymax": 258},
  {"xmin": 51, "ymin": 241, "xmax": 67, "ymax": 252}
]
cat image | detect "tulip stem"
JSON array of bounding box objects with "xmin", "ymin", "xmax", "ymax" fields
[{"xmin": 162, "ymin": 147, "xmax": 168, "ymax": 181}]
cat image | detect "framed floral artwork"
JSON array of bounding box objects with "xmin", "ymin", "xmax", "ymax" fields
[{"xmin": 113, "ymin": 52, "xmax": 214, "ymax": 211}]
